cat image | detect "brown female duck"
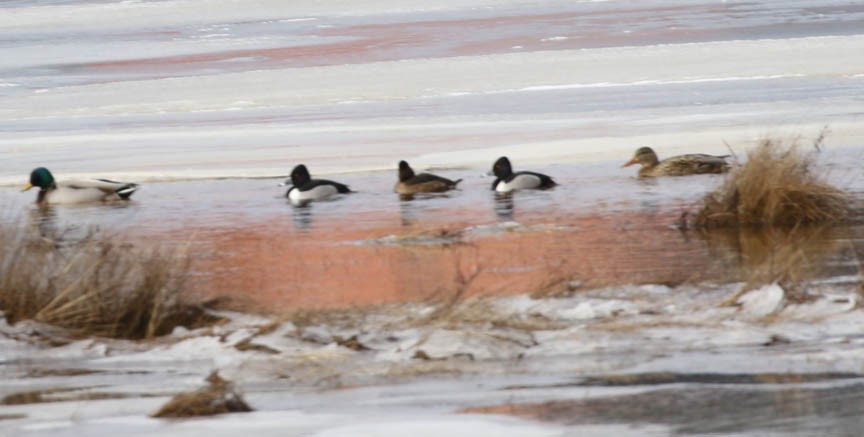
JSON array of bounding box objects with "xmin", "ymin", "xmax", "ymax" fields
[
  {"xmin": 394, "ymin": 160, "xmax": 461, "ymax": 196},
  {"xmin": 623, "ymin": 147, "xmax": 730, "ymax": 177}
]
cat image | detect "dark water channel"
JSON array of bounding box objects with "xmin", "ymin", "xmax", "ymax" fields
[{"xmin": 469, "ymin": 373, "xmax": 864, "ymax": 436}]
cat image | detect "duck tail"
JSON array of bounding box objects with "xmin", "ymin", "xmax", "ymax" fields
[
  {"xmin": 116, "ymin": 183, "xmax": 138, "ymax": 199},
  {"xmin": 452, "ymin": 178, "xmax": 463, "ymax": 188}
]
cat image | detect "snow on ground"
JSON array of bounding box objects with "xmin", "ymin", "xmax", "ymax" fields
[{"xmin": 2, "ymin": 279, "xmax": 863, "ymax": 436}]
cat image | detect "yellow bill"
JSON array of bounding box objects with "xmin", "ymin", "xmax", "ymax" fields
[{"xmin": 21, "ymin": 183, "xmax": 33, "ymax": 192}]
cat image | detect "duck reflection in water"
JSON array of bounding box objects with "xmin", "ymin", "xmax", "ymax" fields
[
  {"xmin": 493, "ymin": 192, "xmax": 515, "ymax": 220},
  {"xmin": 290, "ymin": 203, "xmax": 314, "ymax": 233},
  {"xmin": 398, "ymin": 192, "xmax": 458, "ymax": 227},
  {"xmin": 399, "ymin": 195, "xmax": 460, "ymax": 226},
  {"xmin": 27, "ymin": 206, "xmax": 108, "ymax": 245},
  {"xmin": 398, "ymin": 199, "xmax": 417, "ymax": 226},
  {"xmin": 29, "ymin": 205, "xmax": 59, "ymax": 240}
]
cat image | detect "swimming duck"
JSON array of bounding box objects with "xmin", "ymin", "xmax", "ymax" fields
[
  {"xmin": 283, "ymin": 164, "xmax": 351, "ymax": 206},
  {"xmin": 491, "ymin": 156, "xmax": 557, "ymax": 192},
  {"xmin": 394, "ymin": 160, "xmax": 462, "ymax": 196},
  {"xmin": 22, "ymin": 167, "xmax": 138, "ymax": 206},
  {"xmin": 623, "ymin": 147, "xmax": 730, "ymax": 177}
]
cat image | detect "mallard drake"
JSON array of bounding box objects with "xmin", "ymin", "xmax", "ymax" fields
[
  {"xmin": 22, "ymin": 167, "xmax": 138, "ymax": 206},
  {"xmin": 283, "ymin": 164, "xmax": 351, "ymax": 206},
  {"xmin": 394, "ymin": 160, "xmax": 462, "ymax": 196},
  {"xmin": 491, "ymin": 156, "xmax": 556, "ymax": 192},
  {"xmin": 623, "ymin": 147, "xmax": 730, "ymax": 177}
]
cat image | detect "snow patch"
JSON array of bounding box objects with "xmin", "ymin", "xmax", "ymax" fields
[{"xmin": 737, "ymin": 283, "xmax": 786, "ymax": 317}]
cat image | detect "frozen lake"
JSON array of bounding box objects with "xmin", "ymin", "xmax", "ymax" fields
[
  {"xmin": 1, "ymin": 0, "xmax": 863, "ymax": 184},
  {"xmin": 2, "ymin": 0, "xmax": 864, "ymax": 436}
]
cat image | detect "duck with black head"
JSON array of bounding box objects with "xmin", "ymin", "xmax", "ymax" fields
[
  {"xmin": 283, "ymin": 164, "xmax": 351, "ymax": 206},
  {"xmin": 394, "ymin": 160, "xmax": 462, "ymax": 198},
  {"xmin": 490, "ymin": 156, "xmax": 556, "ymax": 193},
  {"xmin": 623, "ymin": 146, "xmax": 730, "ymax": 177},
  {"xmin": 22, "ymin": 167, "xmax": 138, "ymax": 206}
]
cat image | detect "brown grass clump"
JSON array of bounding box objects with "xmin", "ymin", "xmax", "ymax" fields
[
  {"xmin": 0, "ymin": 228, "xmax": 221, "ymax": 339},
  {"xmin": 694, "ymin": 138, "xmax": 850, "ymax": 228},
  {"xmin": 151, "ymin": 371, "xmax": 252, "ymax": 418}
]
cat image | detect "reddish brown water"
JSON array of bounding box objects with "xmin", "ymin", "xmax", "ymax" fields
[{"xmin": 179, "ymin": 210, "xmax": 709, "ymax": 312}]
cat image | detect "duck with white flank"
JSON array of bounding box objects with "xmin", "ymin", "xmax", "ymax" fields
[
  {"xmin": 283, "ymin": 164, "xmax": 351, "ymax": 206},
  {"xmin": 623, "ymin": 146, "xmax": 730, "ymax": 177},
  {"xmin": 394, "ymin": 160, "xmax": 462, "ymax": 197},
  {"xmin": 490, "ymin": 156, "xmax": 556, "ymax": 193},
  {"xmin": 23, "ymin": 167, "xmax": 138, "ymax": 206}
]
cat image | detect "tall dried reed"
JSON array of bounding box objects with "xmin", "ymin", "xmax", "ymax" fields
[{"xmin": 0, "ymin": 227, "xmax": 219, "ymax": 339}]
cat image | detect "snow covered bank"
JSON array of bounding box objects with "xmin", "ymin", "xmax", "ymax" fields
[{"xmin": 2, "ymin": 279, "xmax": 863, "ymax": 435}]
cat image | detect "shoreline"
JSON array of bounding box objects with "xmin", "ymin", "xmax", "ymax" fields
[{"xmin": 1, "ymin": 122, "xmax": 861, "ymax": 187}]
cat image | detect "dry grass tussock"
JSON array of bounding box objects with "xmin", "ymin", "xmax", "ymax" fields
[
  {"xmin": 0, "ymin": 227, "xmax": 221, "ymax": 339},
  {"xmin": 695, "ymin": 137, "xmax": 850, "ymax": 228},
  {"xmin": 151, "ymin": 371, "xmax": 252, "ymax": 418}
]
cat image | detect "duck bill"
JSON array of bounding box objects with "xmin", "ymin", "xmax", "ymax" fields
[
  {"xmin": 621, "ymin": 158, "xmax": 639, "ymax": 168},
  {"xmin": 21, "ymin": 183, "xmax": 34, "ymax": 192}
]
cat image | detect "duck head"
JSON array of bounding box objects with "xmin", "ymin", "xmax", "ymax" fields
[
  {"xmin": 398, "ymin": 160, "xmax": 415, "ymax": 182},
  {"xmin": 23, "ymin": 167, "xmax": 56, "ymax": 191},
  {"xmin": 623, "ymin": 147, "xmax": 660, "ymax": 168},
  {"xmin": 289, "ymin": 164, "xmax": 312, "ymax": 186},
  {"xmin": 492, "ymin": 156, "xmax": 513, "ymax": 179}
]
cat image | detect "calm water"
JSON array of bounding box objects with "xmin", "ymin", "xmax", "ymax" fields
[
  {"xmin": 3, "ymin": 145, "xmax": 864, "ymax": 234},
  {"xmin": 464, "ymin": 374, "xmax": 864, "ymax": 436}
]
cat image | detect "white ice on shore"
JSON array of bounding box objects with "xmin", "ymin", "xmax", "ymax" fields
[
  {"xmin": 2, "ymin": 280, "xmax": 863, "ymax": 436},
  {"xmin": 737, "ymin": 283, "xmax": 786, "ymax": 318}
]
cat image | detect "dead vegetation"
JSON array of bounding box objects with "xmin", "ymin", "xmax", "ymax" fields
[
  {"xmin": 151, "ymin": 371, "xmax": 252, "ymax": 418},
  {"xmin": 690, "ymin": 135, "xmax": 857, "ymax": 301},
  {"xmin": 419, "ymin": 296, "xmax": 565, "ymax": 332},
  {"xmin": 694, "ymin": 136, "xmax": 850, "ymax": 228},
  {"xmin": 1, "ymin": 387, "xmax": 133, "ymax": 405},
  {"xmin": 281, "ymin": 305, "xmax": 373, "ymax": 331},
  {"xmin": 0, "ymin": 226, "xmax": 222, "ymax": 340},
  {"xmin": 25, "ymin": 368, "xmax": 103, "ymax": 378}
]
